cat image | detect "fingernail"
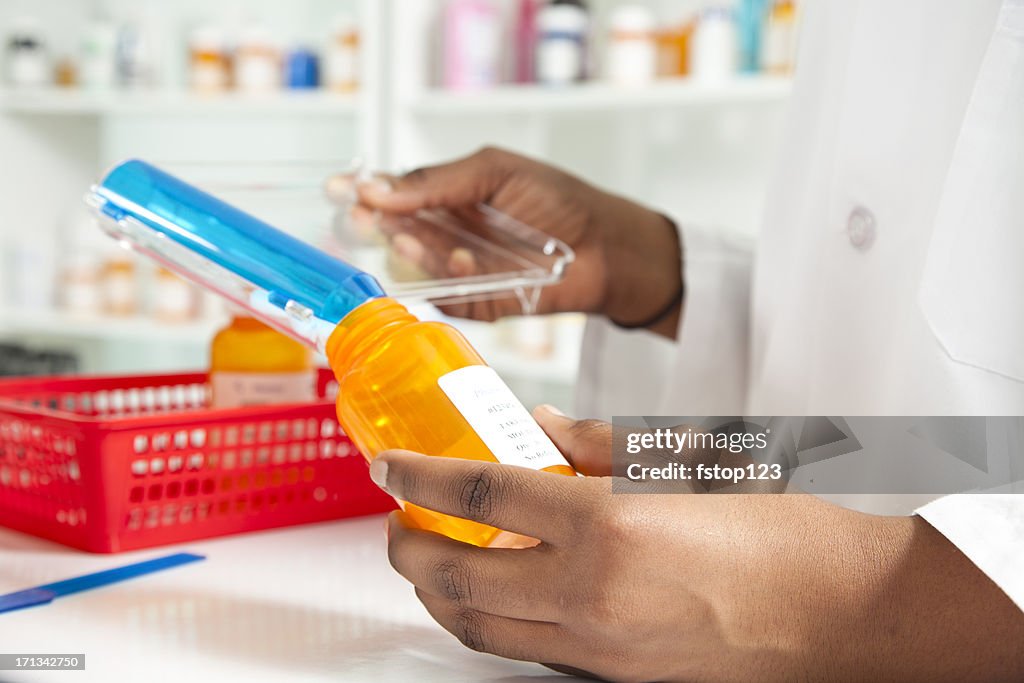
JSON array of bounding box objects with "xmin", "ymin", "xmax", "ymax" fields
[
  {"xmin": 539, "ymin": 404, "xmax": 567, "ymax": 418},
  {"xmin": 324, "ymin": 174, "xmax": 356, "ymax": 203},
  {"xmin": 392, "ymin": 233, "xmax": 424, "ymax": 261},
  {"xmin": 369, "ymin": 457, "xmax": 389, "ymax": 491},
  {"xmin": 448, "ymin": 248, "xmax": 476, "ymax": 276},
  {"xmin": 360, "ymin": 177, "xmax": 393, "ymax": 198}
]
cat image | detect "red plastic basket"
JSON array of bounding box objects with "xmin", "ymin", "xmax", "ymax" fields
[{"xmin": 0, "ymin": 369, "xmax": 395, "ymax": 553}]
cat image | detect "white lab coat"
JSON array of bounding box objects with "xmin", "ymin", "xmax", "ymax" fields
[{"xmin": 577, "ymin": 0, "xmax": 1024, "ymax": 610}]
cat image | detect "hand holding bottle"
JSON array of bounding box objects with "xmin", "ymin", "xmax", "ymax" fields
[{"xmin": 369, "ymin": 407, "xmax": 1024, "ymax": 683}]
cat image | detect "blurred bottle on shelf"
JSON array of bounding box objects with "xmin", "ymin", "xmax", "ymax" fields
[
  {"xmin": 606, "ymin": 5, "xmax": 658, "ymax": 86},
  {"xmin": 285, "ymin": 46, "xmax": 320, "ymax": 89},
  {"xmin": 116, "ymin": 20, "xmax": 155, "ymax": 88},
  {"xmin": 101, "ymin": 251, "xmax": 138, "ymax": 317},
  {"xmin": 209, "ymin": 315, "xmax": 316, "ymax": 409},
  {"xmin": 514, "ymin": 0, "xmax": 541, "ymax": 83},
  {"xmin": 235, "ymin": 23, "xmax": 281, "ymax": 92},
  {"xmin": 512, "ymin": 316, "xmax": 555, "ymax": 360},
  {"xmin": 690, "ymin": 5, "xmax": 738, "ymax": 82},
  {"xmin": 58, "ymin": 202, "xmax": 104, "ymax": 316},
  {"xmin": 5, "ymin": 17, "xmax": 51, "ymax": 88},
  {"xmin": 736, "ymin": 0, "xmax": 768, "ymax": 73},
  {"xmin": 761, "ymin": 0, "xmax": 798, "ymax": 74},
  {"xmin": 5, "ymin": 233, "xmax": 56, "ymax": 310},
  {"xmin": 60, "ymin": 253, "xmax": 103, "ymax": 316},
  {"xmin": 80, "ymin": 15, "xmax": 118, "ymax": 89},
  {"xmin": 655, "ymin": 9, "xmax": 696, "ymax": 78},
  {"xmin": 153, "ymin": 268, "xmax": 198, "ymax": 323},
  {"xmin": 54, "ymin": 56, "xmax": 77, "ymax": 87},
  {"xmin": 536, "ymin": 0, "xmax": 590, "ymax": 86},
  {"xmin": 442, "ymin": 0, "xmax": 502, "ymax": 90},
  {"xmin": 325, "ymin": 14, "xmax": 360, "ymax": 92},
  {"xmin": 188, "ymin": 24, "xmax": 230, "ymax": 93}
]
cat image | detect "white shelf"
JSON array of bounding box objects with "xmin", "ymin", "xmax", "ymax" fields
[
  {"xmin": 409, "ymin": 76, "xmax": 793, "ymax": 116},
  {"xmin": 0, "ymin": 88, "xmax": 360, "ymax": 116},
  {"xmin": 0, "ymin": 308, "xmax": 581, "ymax": 384},
  {"xmin": 0, "ymin": 308, "xmax": 226, "ymax": 344}
]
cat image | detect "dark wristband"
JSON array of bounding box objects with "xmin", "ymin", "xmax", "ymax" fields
[
  {"xmin": 610, "ymin": 278, "xmax": 685, "ymax": 330},
  {"xmin": 610, "ymin": 214, "xmax": 684, "ymax": 331}
]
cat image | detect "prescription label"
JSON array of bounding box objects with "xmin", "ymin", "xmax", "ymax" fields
[
  {"xmin": 210, "ymin": 371, "xmax": 317, "ymax": 409},
  {"xmin": 438, "ymin": 365, "xmax": 570, "ymax": 471}
]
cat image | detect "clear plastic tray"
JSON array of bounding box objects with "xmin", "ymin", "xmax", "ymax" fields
[{"xmin": 99, "ymin": 161, "xmax": 575, "ymax": 317}]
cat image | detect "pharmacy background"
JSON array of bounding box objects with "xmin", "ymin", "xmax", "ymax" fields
[
  {"xmin": 0, "ymin": 0, "xmax": 794, "ymax": 407},
  {"xmin": 4, "ymin": 1, "xmax": 1021, "ymax": 683}
]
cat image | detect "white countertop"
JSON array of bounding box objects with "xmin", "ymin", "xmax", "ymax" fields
[{"xmin": 0, "ymin": 517, "xmax": 562, "ymax": 683}]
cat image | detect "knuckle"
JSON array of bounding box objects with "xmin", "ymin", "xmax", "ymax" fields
[
  {"xmin": 385, "ymin": 534, "xmax": 401, "ymax": 571},
  {"xmin": 568, "ymin": 419, "xmax": 612, "ymax": 446},
  {"xmin": 387, "ymin": 461, "xmax": 419, "ymax": 503},
  {"xmin": 453, "ymin": 609, "xmax": 489, "ymax": 652},
  {"xmin": 599, "ymin": 501, "xmax": 635, "ymax": 543},
  {"xmin": 454, "ymin": 465, "xmax": 507, "ymax": 523},
  {"xmin": 476, "ymin": 145, "xmax": 505, "ymax": 161},
  {"xmin": 433, "ymin": 556, "xmax": 474, "ymax": 605},
  {"xmin": 403, "ymin": 166, "xmax": 431, "ymax": 184},
  {"xmin": 584, "ymin": 584, "xmax": 626, "ymax": 628}
]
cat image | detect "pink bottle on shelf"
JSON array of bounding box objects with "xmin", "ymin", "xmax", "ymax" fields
[
  {"xmin": 514, "ymin": 0, "xmax": 541, "ymax": 83},
  {"xmin": 443, "ymin": 0, "xmax": 503, "ymax": 90}
]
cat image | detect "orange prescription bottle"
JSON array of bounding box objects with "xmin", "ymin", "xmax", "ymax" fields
[
  {"xmin": 762, "ymin": 0, "xmax": 798, "ymax": 75},
  {"xmin": 327, "ymin": 297, "xmax": 576, "ymax": 547},
  {"xmin": 210, "ymin": 315, "xmax": 316, "ymax": 409},
  {"xmin": 91, "ymin": 159, "xmax": 577, "ymax": 547}
]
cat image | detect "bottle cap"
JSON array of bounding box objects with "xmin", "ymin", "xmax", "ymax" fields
[
  {"xmin": 87, "ymin": 159, "xmax": 386, "ymax": 351},
  {"xmin": 609, "ymin": 5, "xmax": 656, "ymax": 34},
  {"xmin": 538, "ymin": 5, "xmax": 589, "ymax": 34}
]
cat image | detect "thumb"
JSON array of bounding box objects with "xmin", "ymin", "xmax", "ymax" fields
[
  {"xmin": 533, "ymin": 405, "xmax": 613, "ymax": 477},
  {"xmin": 358, "ymin": 147, "xmax": 515, "ymax": 214}
]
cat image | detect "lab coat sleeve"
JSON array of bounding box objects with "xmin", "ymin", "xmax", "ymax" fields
[
  {"xmin": 574, "ymin": 224, "xmax": 754, "ymax": 420},
  {"xmin": 916, "ymin": 494, "xmax": 1024, "ymax": 612}
]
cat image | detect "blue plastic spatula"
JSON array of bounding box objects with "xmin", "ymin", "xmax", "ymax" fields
[{"xmin": 0, "ymin": 553, "xmax": 205, "ymax": 614}]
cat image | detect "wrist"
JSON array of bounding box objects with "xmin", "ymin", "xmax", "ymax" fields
[
  {"xmin": 797, "ymin": 510, "xmax": 1024, "ymax": 682},
  {"xmin": 591, "ymin": 193, "xmax": 683, "ymax": 337}
]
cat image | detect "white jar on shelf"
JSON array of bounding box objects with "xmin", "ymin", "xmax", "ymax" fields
[
  {"xmin": 60, "ymin": 253, "xmax": 103, "ymax": 315},
  {"xmin": 188, "ymin": 25, "xmax": 230, "ymax": 93},
  {"xmin": 606, "ymin": 5, "xmax": 658, "ymax": 86},
  {"xmin": 5, "ymin": 18, "xmax": 51, "ymax": 88},
  {"xmin": 690, "ymin": 5, "xmax": 738, "ymax": 83},
  {"xmin": 80, "ymin": 16, "xmax": 118, "ymax": 89},
  {"xmin": 153, "ymin": 268, "xmax": 197, "ymax": 323},
  {"xmin": 234, "ymin": 24, "xmax": 281, "ymax": 92},
  {"xmin": 536, "ymin": 3, "xmax": 589, "ymax": 86},
  {"xmin": 325, "ymin": 14, "xmax": 360, "ymax": 92}
]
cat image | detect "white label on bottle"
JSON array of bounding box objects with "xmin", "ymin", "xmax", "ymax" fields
[
  {"xmin": 326, "ymin": 47, "xmax": 358, "ymax": 88},
  {"xmin": 236, "ymin": 56, "xmax": 280, "ymax": 91},
  {"xmin": 438, "ymin": 365, "xmax": 570, "ymax": 471},
  {"xmin": 211, "ymin": 371, "xmax": 317, "ymax": 409},
  {"xmin": 104, "ymin": 273, "xmax": 136, "ymax": 313},
  {"xmin": 537, "ymin": 38, "xmax": 583, "ymax": 85}
]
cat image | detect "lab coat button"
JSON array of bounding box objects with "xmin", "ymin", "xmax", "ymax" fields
[{"xmin": 847, "ymin": 207, "xmax": 876, "ymax": 250}]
